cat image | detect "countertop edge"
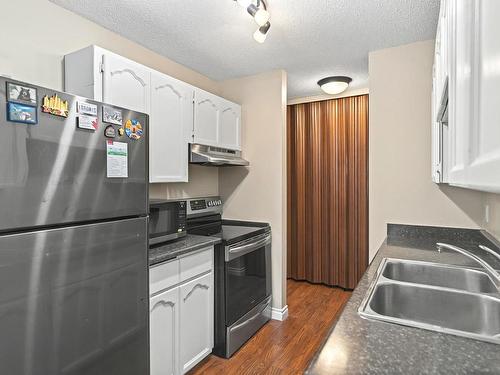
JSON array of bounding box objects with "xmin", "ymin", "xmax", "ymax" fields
[
  {"xmin": 305, "ymin": 224, "xmax": 500, "ymax": 374},
  {"xmin": 148, "ymin": 234, "xmax": 221, "ymax": 267}
]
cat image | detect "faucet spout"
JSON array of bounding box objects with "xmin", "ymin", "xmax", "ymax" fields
[{"xmin": 436, "ymin": 242, "xmax": 500, "ymax": 292}]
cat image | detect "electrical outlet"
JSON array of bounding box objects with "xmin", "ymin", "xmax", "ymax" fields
[{"xmin": 485, "ymin": 204, "xmax": 490, "ymax": 224}]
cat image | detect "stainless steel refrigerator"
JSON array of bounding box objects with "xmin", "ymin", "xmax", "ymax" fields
[{"xmin": 0, "ymin": 76, "xmax": 149, "ymax": 374}]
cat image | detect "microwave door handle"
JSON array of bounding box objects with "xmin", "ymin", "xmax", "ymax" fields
[{"xmin": 226, "ymin": 234, "xmax": 272, "ymax": 262}]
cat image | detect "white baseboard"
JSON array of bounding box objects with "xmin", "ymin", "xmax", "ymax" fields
[{"xmin": 271, "ymin": 305, "xmax": 289, "ymax": 321}]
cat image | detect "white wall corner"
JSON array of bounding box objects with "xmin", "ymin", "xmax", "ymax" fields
[{"xmin": 271, "ymin": 305, "xmax": 289, "ymax": 321}]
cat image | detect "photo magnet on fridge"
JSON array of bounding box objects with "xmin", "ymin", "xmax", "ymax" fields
[
  {"xmin": 6, "ymin": 82, "xmax": 37, "ymax": 106},
  {"xmin": 124, "ymin": 119, "xmax": 143, "ymax": 140},
  {"xmin": 41, "ymin": 93, "xmax": 69, "ymax": 118},
  {"xmin": 78, "ymin": 114, "xmax": 98, "ymax": 131},
  {"xmin": 104, "ymin": 125, "xmax": 116, "ymax": 138},
  {"xmin": 102, "ymin": 106, "xmax": 123, "ymax": 126},
  {"xmin": 7, "ymin": 102, "xmax": 37, "ymax": 125}
]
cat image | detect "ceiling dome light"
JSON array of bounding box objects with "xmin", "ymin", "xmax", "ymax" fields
[
  {"xmin": 318, "ymin": 76, "xmax": 353, "ymax": 95},
  {"xmin": 253, "ymin": 22, "xmax": 271, "ymax": 44}
]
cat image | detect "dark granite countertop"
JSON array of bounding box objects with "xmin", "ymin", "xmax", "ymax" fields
[
  {"xmin": 306, "ymin": 224, "xmax": 500, "ymax": 375},
  {"xmin": 149, "ymin": 234, "xmax": 221, "ymax": 266}
]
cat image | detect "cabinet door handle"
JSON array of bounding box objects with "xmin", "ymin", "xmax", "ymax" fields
[
  {"xmin": 183, "ymin": 283, "xmax": 209, "ymax": 302},
  {"xmin": 150, "ymin": 300, "xmax": 175, "ymax": 312}
]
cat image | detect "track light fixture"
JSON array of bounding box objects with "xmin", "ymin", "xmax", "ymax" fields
[
  {"xmin": 253, "ymin": 22, "xmax": 271, "ymax": 44},
  {"xmin": 235, "ymin": 0, "xmax": 271, "ymax": 43}
]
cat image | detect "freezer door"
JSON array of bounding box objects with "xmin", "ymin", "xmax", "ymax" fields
[
  {"xmin": 0, "ymin": 77, "xmax": 148, "ymax": 232},
  {"xmin": 0, "ymin": 217, "xmax": 148, "ymax": 375}
]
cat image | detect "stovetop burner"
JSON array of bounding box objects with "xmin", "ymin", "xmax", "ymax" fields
[
  {"xmin": 185, "ymin": 197, "xmax": 270, "ymax": 245},
  {"xmin": 215, "ymin": 223, "xmax": 269, "ymax": 245}
]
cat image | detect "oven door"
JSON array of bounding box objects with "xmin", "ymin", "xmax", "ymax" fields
[{"xmin": 224, "ymin": 231, "xmax": 272, "ymax": 326}]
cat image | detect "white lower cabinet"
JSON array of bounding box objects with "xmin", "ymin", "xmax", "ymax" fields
[
  {"xmin": 149, "ymin": 247, "xmax": 214, "ymax": 375},
  {"xmin": 150, "ymin": 288, "xmax": 179, "ymax": 375},
  {"xmin": 179, "ymin": 272, "xmax": 214, "ymax": 374}
]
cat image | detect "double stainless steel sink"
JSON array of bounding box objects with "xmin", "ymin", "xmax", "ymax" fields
[{"xmin": 358, "ymin": 258, "xmax": 500, "ymax": 344}]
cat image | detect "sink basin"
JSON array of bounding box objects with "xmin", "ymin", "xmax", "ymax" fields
[
  {"xmin": 382, "ymin": 259, "xmax": 498, "ymax": 293},
  {"xmin": 359, "ymin": 258, "xmax": 500, "ymax": 344}
]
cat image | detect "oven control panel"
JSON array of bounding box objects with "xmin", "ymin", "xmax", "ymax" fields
[
  {"xmin": 190, "ymin": 199, "xmax": 207, "ymax": 211},
  {"xmin": 207, "ymin": 199, "xmax": 222, "ymax": 208},
  {"xmin": 187, "ymin": 197, "xmax": 223, "ymax": 217}
]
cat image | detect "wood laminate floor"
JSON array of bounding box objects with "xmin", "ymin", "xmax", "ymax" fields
[{"xmin": 190, "ymin": 279, "xmax": 352, "ymax": 375}]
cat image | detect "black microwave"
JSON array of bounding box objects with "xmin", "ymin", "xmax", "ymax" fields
[{"xmin": 149, "ymin": 200, "xmax": 187, "ymax": 245}]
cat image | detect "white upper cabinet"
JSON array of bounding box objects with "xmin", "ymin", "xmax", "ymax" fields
[
  {"xmin": 102, "ymin": 53, "xmax": 151, "ymax": 114},
  {"xmin": 447, "ymin": 0, "xmax": 474, "ymax": 186},
  {"xmin": 150, "ymin": 72, "xmax": 193, "ymax": 182},
  {"xmin": 431, "ymin": 0, "xmax": 452, "ymax": 184},
  {"xmin": 193, "ymin": 88, "xmax": 242, "ymax": 151},
  {"xmin": 193, "ymin": 89, "xmax": 219, "ymax": 147},
  {"xmin": 433, "ymin": 0, "xmax": 500, "ymax": 193},
  {"xmin": 466, "ymin": 0, "xmax": 500, "ymax": 192},
  {"xmin": 219, "ymin": 98, "xmax": 242, "ymax": 150},
  {"xmin": 65, "ymin": 46, "xmax": 244, "ymax": 183}
]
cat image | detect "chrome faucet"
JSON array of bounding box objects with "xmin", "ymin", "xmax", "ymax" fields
[{"xmin": 436, "ymin": 242, "xmax": 500, "ymax": 291}]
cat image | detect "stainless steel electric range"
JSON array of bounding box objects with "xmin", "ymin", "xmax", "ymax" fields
[{"xmin": 186, "ymin": 196, "xmax": 272, "ymax": 358}]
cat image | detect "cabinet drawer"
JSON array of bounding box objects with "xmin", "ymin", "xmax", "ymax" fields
[
  {"xmin": 179, "ymin": 247, "xmax": 213, "ymax": 282},
  {"xmin": 150, "ymin": 259, "xmax": 180, "ymax": 295}
]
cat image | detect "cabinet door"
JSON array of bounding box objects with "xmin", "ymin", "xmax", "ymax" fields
[
  {"xmin": 193, "ymin": 89, "xmax": 219, "ymax": 147},
  {"xmin": 431, "ymin": 61, "xmax": 441, "ymax": 183},
  {"xmin": 447, "ymin": 0, "xmax": 474, "ymax": 186},
  {"xmin": 150, "ymin": 72, "xmax": 194, "ymax": 183},
  {"xmin": 102, "ymin": 53, "xmax": 151, "ymax": 113},
  {"xmin": 438, "ymin": 0, "xmax": 449, "ymax": 97},
  {"xmin": 179, "ymin": 272, "xmax": 213, "ymax": 374},
  {"xmin": 150, "ymin": 288, "xmax": 179, "ymax": 375},
  {"xmin": 465, "ymin": 0, "xmax": 500, "ymax": 192},
  {"xmin": 218, "ymin": 98, "xmax": 242, "ymax": 150}
]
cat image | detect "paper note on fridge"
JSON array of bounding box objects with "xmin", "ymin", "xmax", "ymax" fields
[
  {"xmin": 78, "ymin": 114, "xmax": 98, "ymax": 131},
  {"xmin": 106, "ymin": 141, "xmax": 128, "ymax": 178}
]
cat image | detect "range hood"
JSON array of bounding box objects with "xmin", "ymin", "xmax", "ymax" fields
[{"xmin": 189, "ymin": 144, "xmax": 249, "ymax": 166}]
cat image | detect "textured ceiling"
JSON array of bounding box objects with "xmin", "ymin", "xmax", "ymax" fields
[{"xmin": 51, "ymin": 0, "xmax": 439, "ymax": 98}]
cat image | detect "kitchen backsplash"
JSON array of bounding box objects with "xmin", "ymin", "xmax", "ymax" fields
[
  {"xmin": 483, "ymin": 193, "xmax": 500, "ymax": 242},
  {"xmin": 149, "ymin": 165, "xmax": 219, "ymax": 200}
]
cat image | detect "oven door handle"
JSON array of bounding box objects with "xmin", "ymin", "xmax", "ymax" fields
[
  {"xmin": 229, "ymin": 296, "xmax": 271, "ymax": 332},
  {"xmin": 225, "ymin": 233, "xmax": 271, "ymax": 262}
]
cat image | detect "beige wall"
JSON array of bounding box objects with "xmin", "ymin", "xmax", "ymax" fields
[
  {"xmin": 218, "ymin": 70, "xmax": 288, "ymax": 309},
  {"xmin": 149, "ymin": 165, "xmax": 219, "ymax": 199},
  {"xmin": 484, "ymin": 194, "xmax": 500, "ymax": 241},
  {"xmin": 368, "ymin": 40, "xmax": 488, "ymax": 260},
  {"xmin": 1, "ymin": 0, "xmax": 220, "ymax": 199}
]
